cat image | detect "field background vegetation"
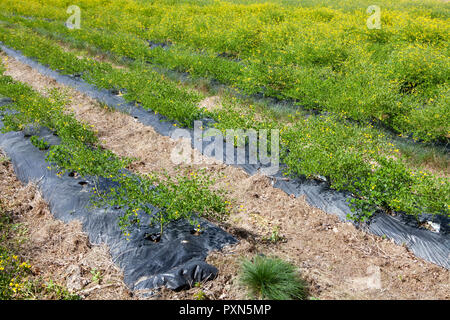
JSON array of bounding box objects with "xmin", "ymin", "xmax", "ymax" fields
[{"xmin": 0, "ymin": 0, "xmax": 448, "ymax": 222}]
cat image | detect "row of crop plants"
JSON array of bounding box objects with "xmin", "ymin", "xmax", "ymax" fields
[
  {"xmin": 0, "ymin": 22, "xmax": 447, "ymax": 222},
  {"xmin": 0, "ymin": 60, "xmax": 230, "ymax": 238},
  {"xmin": 0, "ymin": 0, "xmax": 448, "ymax": 143}
]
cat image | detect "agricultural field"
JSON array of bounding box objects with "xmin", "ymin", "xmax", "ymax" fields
[{"xmin": 0, "ymin": 0, "xmax": 448, "ymax": 303}]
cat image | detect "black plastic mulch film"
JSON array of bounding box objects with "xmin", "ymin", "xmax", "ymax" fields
[{"xmin": 0, "ymin": 45, "xmax": 448, "ymax": 290}]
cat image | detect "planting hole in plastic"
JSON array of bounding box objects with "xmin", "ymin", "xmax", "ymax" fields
[{"xmin": 144, "ymin": 232, "xmax": 161, "ymax": 243}]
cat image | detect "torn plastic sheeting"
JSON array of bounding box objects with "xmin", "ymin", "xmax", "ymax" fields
[
  {"xmin": 0, "ymin": 117, "xmax": 237, "ymax": 291},
  {"xmin": 1, "ymin": 44, "xmax": 449, "ymax": 270}
]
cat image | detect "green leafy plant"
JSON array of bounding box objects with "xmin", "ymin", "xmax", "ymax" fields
[
  {"xmin": 90, "ymin": 268, "xmax": 102, "ymax": 284},
  {"xmin": 44, "ymin": 279, "xmax": 81, "ymax": 300},
  {"xmin": 281, "ymin": 115, "xmax": 449, "ymax": 221},
  {"xmin": 193, "ymin": 289, "xmax": 208, "ymax": 300},
  {"xmin": 268, "ymin": 226, "xmax": 284, "ymax": 243},
  {"xmin": 0, "ymin": 155, "xmax": 9, "ymax": 164},
  {"xmin": 97, "ymin": 169, "xmax": 229, "ymax": 239},
  {"xmin": 0, "ymin": 249, "xmax": 31, "ymax": 299},
  {"xmin": 30, "ymin": 135, "xmax": 49, "ymax": 150},
  {"xmin": 193, "ymin": 282, "xmax": 208, "ymax": 300}
]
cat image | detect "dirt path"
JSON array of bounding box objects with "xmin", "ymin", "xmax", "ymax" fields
[{"xmin": 2, "ymin": 53, "xmax": 449, "ymax": 300}]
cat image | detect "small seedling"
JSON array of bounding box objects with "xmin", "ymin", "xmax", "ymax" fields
[
  {"xmin": 193, "ymin": 282, "xmax": 208, "ymax": 300},
  {"xmin": 193, "ymin": 290, "xmax": 208, "ymax": 300},
  {"xmin": 269, "ymin": 226, "xmax": 283, "ymax": 243},
  {"xmin": 262, "ymin": 226, "xmax": 285, "ymax": 243},
  {"xmin": 90, "ymin": 268, "xmax": 102, "ymax": 284}
]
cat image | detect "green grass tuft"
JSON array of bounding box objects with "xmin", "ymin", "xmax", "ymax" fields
[{"xmin": 240, "ymin": 255, "xmax": 308, "ymax": 300}]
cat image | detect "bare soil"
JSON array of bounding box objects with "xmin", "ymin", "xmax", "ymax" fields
[{"xmin": 2, "ymin": 53, "xmax": 449, "ymax": 300}]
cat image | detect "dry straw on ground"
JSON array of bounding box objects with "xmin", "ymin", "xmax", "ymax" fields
[{"xmin": 0, "ymin": 150, "xmax": 133, "ymax": 300}]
